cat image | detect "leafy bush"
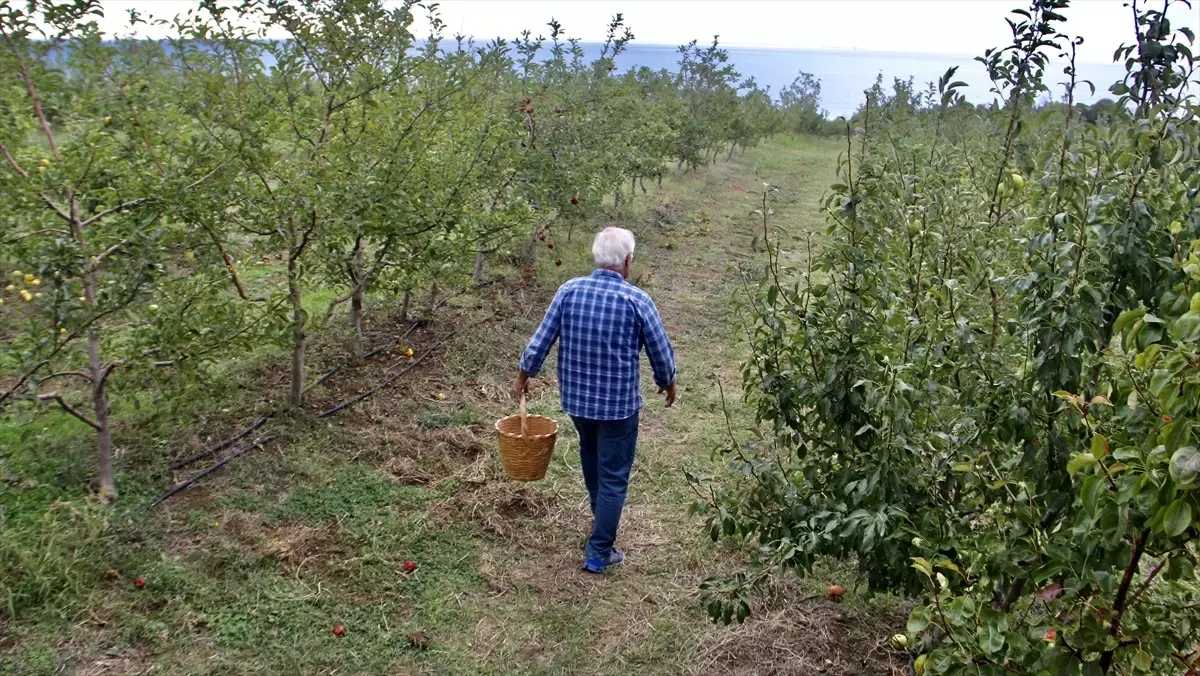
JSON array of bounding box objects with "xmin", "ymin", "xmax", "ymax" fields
[{"xmin": 695, "ymin": 0, "xmax": 1200, "ymax": 673}]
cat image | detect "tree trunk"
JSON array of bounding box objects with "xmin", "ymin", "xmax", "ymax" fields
[
  {"xmin": 350, "ymin": 288, "xmax": 364, "ymax": 360},
  {"xmin": 81, "ymin": 258, "xmax": 116, "ymax": 502},
  {"xmin": 673, "ymin": 159, "xmax": 684, "ymax": 180},
  {"xmin": 727, "ymin": 144, "xmax": 736, "ymax": 161},
  {"xmin": 523, "ymin": 225, "xmax": 540, "ymax": 265},
  {"xmin": 73, "ymin": 209, "xmax": 116, "ymax": 502},
  {"xmin": 472, "ymin": 248, "xmax": 486, "ymax": 285},
  {"xmin": 288, "ymin": 255, "xmax": 305, "ymax": 408},
  {"xmin": 349, "ymin": 238, "xmax": 365, "ymax": 360},
  {"xmin": 426, "ymin": 281, "xmax": 438, "ymax": 317},
  {"xmin": 657, "ymin": 174, "xmax": 663, "ymax": 189},
  {"xmin": 400, "ymin": 290, "xmax": 411, "ymax": 323},
  {"xmin": 640, "ymin": 176, "xmax": 647, "ymax": 194}
]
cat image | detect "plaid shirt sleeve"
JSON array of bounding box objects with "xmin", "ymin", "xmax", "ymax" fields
[
  {"xmin": 637, "ymin": 296, "xmax": 676, "ymax": 389},
  {"xmin": 519, "ymin": 284, "xmax": 567, "ymax": 376}
]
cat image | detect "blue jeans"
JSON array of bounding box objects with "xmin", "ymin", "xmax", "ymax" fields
[{"xmin": 571, "ymin": 412, "xmax": 639, "ymax": 561}]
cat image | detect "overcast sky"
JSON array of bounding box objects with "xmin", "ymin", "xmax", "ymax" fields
[{"xmin": 97, "ymin": 1, "xmax": 1199, "ymax": 65}]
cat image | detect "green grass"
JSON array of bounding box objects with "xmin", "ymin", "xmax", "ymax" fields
[{"xmin": 1, "ymin": 136, "xmax": 907, "ymax": 675}]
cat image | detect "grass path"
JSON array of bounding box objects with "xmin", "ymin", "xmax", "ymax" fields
[{"xmin": 3, "ymin": 137, "xmax": 906, "ymax": 675}]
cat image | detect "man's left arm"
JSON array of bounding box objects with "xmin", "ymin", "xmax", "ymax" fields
[{"xmin": 639, "ymin": 296, "xmax": 677, "ymax": 407}]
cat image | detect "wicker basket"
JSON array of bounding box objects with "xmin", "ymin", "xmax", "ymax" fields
[{"xmin": 495, "ymin": 395, "xmax": 558, "ymax": 481}]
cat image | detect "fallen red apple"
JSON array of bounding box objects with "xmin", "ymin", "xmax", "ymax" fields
[
  {"xmin": 1044, "ymin": 628, "xmax": 1056, "ymax": 642},
  {"xmin": 134, "ymin": 576, "xmax": 146, "ymax": 589},
  {"xmin": 827, "ymin": 585, "xmax": 844, "ymax": 598},
  {"xmin": 570, "ymin": 196, "xmax": 579, "ymax": 205},
  {"xmin": 333, "ymin": 624, "xmax": 346, "ymax": 637},
  {"xmin": 518, "ymin": 279, "xmax": 527, "ymax": 287},
  {"xmin": 402, "ymin": 560, "xmax": 417, "ymax": 573},
  {"xmin": 547, "ymin": 243, "xmax": 554, "ymax": 250},
  {"xmin": 555, "ymin": 260, "xmax": 562, "ymax": 267}
]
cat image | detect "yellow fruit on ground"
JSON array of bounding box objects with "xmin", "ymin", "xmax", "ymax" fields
[
  {"xmin": 30, "ymin": 278, "xmax": 39, "ymax": 286},
  {"xmin": 59, "ymin": 328, "xmax": 67, "ymax": 334},
  {"xmin": 40, "ymin": 158, "xmax": 50, "ymax": 166},
  {"xmin": 20, "ymin": 289, "xmax": 33, "ymax": 302},
  {"xmin": 890, "ymin": 634, "xmax": 908, "ymax": 650},
  {"xmin": 10, "ymin": 270, "xmax": 22, "ymax": 280},
  {"xmin": 4, "ymin": 284, "xmax": 13, "ymax": 292},
  {"xmin": 404, "ymin": 348, "xmax": 414, "ymax": 358},
  {"xmin": 23, "ymin": 273, "xmax": 34, "ymax": 283},
  {"xmin": 185, "ymin": 251, "xmax": 195, "ymax": 261}
]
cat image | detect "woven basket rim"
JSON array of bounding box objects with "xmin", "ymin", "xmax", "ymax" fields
[{"xmin": 495, "ymin": 413, "xmax": 558, "ymax": 440}]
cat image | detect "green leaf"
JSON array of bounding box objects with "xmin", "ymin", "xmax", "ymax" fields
[
  {"xmin": 1112, "ymin": 307, "xmax": 1146, "ymax": 336},
  {"xmin": 911, "ymin": 557, "xmax": 933, "ymax": 576},
  {"xmin": 978, "ymin": 621, "xmax": 1005, "ymax": 654},
  {"xmin": 1132, "ymin": 650, "xmax": 1152, "ymax": 672},
  {"xmin": 1091, "ymin": 434, "xmax": 1109, "ymax": 459},
  {"xmin": 1067, "ymin": 452, "xmax": 1098, "ymax": 476},
  {"xmin": 1166, "ymin": 555, "xmax": 1194, "ymax": 582},
  {"xmin": 1172, "ymin": 311, "xmax": 1200, "ymax": 342},
  {"xmin": 1163, "ymin": 500, "xmax": 1192, "ymax": 537},
  {"xmin": 1149, "ymin": 370, "xmax": 1173, "ymax": 398},
  {"xmin": 907, "ymin": 605, "xmax": 931, "ymax": 634},
  {"xmin": 1081, "ymin": 475, "xmax": 1103, "ymax": 516},
  {"xmin": 1170, "ymin": 446, "xmax": 1200, "ymax": 486}
]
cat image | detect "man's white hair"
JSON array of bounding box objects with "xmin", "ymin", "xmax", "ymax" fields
[{"xmin": 592, "ymin": 227, "xmax": 636, "ymax": 268}]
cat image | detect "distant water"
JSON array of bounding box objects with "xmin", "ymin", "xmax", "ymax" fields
[
  {"xmin": 110, "ymin": 39, "xmax": 1129, "ymax": 118},
  {"xmin": 596, "ymin": 43, "xmax": 1128, "ymax": 117}
]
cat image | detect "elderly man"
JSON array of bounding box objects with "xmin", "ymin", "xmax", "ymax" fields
[{"xmin": 514, "ymin": 227, "xmax": 677, "ymax": 574}]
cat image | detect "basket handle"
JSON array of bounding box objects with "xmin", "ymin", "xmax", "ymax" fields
[{"xmin": 519, "ymin": 393, "xmax": 528, "ymax": 438}]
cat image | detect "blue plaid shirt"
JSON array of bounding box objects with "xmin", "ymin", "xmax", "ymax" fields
[{"xmin": 520, "ymin": 269, "xmax": 676, "ymax": 421}]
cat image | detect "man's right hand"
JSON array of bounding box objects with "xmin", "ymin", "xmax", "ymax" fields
[
  {"xmin": 659, "ymin": 382, "xmax": 677, "ymax": 408},
  {"xmin": 512, "ymin": 371, "xmax": 530, "ymax": 401}
]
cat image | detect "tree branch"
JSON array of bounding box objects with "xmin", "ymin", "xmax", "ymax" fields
[
  {"xmin": 1100, "ymin": 529, "xmax": 1150, "ymax": 673},
  {"xmin": 80, "ymin": 197, "xmax": 156, "ymax": 228},
  {"xmin": 0, "ymin": 141, "xmax": 29, "ymax": 179},
  {"xmin": 37, "ymin": 392, "xmax": 101, "ymax": 430},
  {"xmin": 0, "ymin": 23, "xmax": 61, "ymax": 161},
  {"xmin": 37, "ymin": 370, "xmax": 92, "ymax": 385}
]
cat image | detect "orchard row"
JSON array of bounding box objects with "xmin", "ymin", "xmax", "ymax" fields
[
  {"xmin": 0, "ymin": 0, "xmax": 791, "ymax": 500},
  {"xmin": 696, "ymin": 1, "xmax": 1200, "ymax": 673}
]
